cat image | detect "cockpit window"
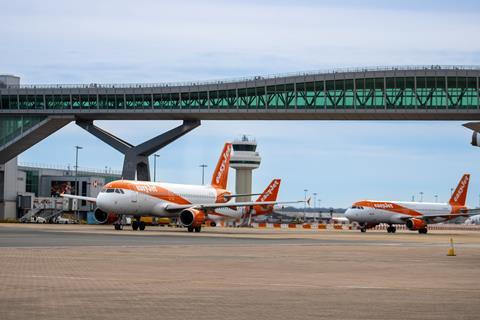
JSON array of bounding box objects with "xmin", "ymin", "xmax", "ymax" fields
[
  {"xmin": 351, "ymin": 206, "xmax": 364, "ymax": 209},
  {"xmin": 106, "ymin": 188, "xmax": 115, "ymax": 193}
]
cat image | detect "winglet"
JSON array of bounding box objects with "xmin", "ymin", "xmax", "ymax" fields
[
  {"xmin": 211, "ymin": 143, "xmax": 232, "ymax": 189},
  {"xmin": 449, "ymin": 174, "xmax": 470, "ymax": 207}
]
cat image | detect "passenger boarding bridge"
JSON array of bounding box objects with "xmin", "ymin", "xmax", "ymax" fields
[{"xmin": 1, "ymin": 65, "xmax": 480, "ymax": 179}]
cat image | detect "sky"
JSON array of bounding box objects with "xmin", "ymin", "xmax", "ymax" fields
[{"xmin": 1, "ymin": 0, "xmax": 480, "ymax": 208}]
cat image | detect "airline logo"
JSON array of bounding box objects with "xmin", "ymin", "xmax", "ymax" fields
[
  {"xmin": 454, "ymin": 175, "xmax": 469, "ymax": 203},
  {"xmin": 214, "ymin": 144, "xmax": 231, "ymax": 186},
  {"xmin": 135, "ymin": 184, "xmax": 158, "ymax": 193},
  {"xmin": 355, "ymin": 200, "xmax": 423, "ymax": 217},
  {"xmin": 373, "ymin": 203, "xmax": 394, "ymax": 209},
  {"xmin": 259, "ymin": 179, "xmax": 280, "ymax": 202}
]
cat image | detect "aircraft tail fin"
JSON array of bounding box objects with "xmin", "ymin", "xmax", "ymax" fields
[
  {"xmin": 211, "ymin": 143, "xmax": 232, "ymax": 189},
  {"xmin": 253, "ymin": 179, "xmax": 281, "ymax": 215},
  {"xmin": 449, "ymin": 174, "xmax": 470, "ymax": 207}
]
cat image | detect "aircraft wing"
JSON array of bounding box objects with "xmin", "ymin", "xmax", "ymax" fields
[
  {"xmin": 61, "ymin": 194, "xmax": 97, "ymax": 203},
  {"xmin": 164, "ymin": 200, "xmax": 305, "ymax": 212},
  {"xmin": 397, "ymin": 211, "xmax": 480, "ymax": 222}
]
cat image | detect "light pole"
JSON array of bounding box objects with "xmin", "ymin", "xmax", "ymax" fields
[
  {"xmin": 317, "ymin": 199, "xmax": 322, "ymax": 221},
  {"xmin": 303, "ymin": 189, "xmax": 308, "ymax": 221},
  {"xmin": 450, "ymin": 188, "xmax": 454, "ymax": 196},
  {"xmin": 153, "ymin": 154, "xmax": 160, "ymax": 182},
  {"xmin": 419, "ymin": 192, "xmax": 424, "ymax": 202},
  {"xmin": 313, "ymin": 192, "xmax": 317, "ymax": 209},
  {"xmin": 199, "ymin": 164, "xmax": 208, "ymax": 185},
  {"xmin": 435, "ymin": 194, "xmax": 438, "ymax": 203},
  {"xmin": 74, "ymin": 146, "xmax": 83, "ymax": 222}
]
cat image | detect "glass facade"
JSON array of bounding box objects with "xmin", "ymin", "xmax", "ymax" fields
[
  {"xmin": 1, "ymin": 76, "xmax": 478, "ymax": 110},
  {"xmin": 25, "ymin": 170, "xmax": 39, "ymax": 196},
  {"xmin": 0, "ymin": 115, "xmax": 46, "ymax": 147}
]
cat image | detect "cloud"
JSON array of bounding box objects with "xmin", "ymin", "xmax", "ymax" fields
[{"xmin": 4, "ymin": 1, "xmax": 480, "ymax": 207}]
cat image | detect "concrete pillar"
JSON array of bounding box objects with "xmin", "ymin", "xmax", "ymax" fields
[
  {"xmin": 235, "ymin": 169, "xmax": 253, "ymax": 202},
  {"xmin": 0, "ymin": 157, "xmax": 18, "ymax": 220}
]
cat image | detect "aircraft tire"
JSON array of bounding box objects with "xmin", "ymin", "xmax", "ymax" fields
[
  {"xmin": 419, "ymin": 228, "xmax": 428, "ymax": 234},
  {"xmin": 194, "ymin": 226, "xmax": 201, "ymax": 233},
  {"xmin": 139, "ymin": 221, "xmax": 146, "ymax": 231},
  {"xmin": 187, "ymin": 227, "xmax": 194, "ymax": 232},
  {"xmin": 132, "ymin": 221, "xmax": 139, "ymax": 231},
  {"xmin": 360, "ymin": 227, "xmax": 366, "ymax": 233}
]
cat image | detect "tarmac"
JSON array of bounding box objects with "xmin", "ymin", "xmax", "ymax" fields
[{"xmin": 1, "ymin": 223, "xmax": 480, "ymax": 320}]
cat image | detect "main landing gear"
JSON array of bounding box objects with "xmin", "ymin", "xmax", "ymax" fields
[
  {"xmin": 387, "ymin": 225, "xmax": 397, "ymax": 233},
  {"xmin": 187, "ymin": 226, "xmax": 202, "ymax": 233},
  {"xmin": 132, "ymin": 220, "xmax": 146, "ymax": 231},
  {"xmin": 418, "ymin": 228, "xmax": 428, "ymax": 234}
]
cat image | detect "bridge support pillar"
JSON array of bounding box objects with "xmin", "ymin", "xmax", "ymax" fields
[{"xmin": 76, "ymin": 120, "xmax": 200, "ymax": 181}]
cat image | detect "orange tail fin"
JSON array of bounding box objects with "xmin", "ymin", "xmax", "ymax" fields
[
  {"xmin": 211, "ymin": 143, "xmax": 232, "ymax": 189},
  {"xmin": 449, "ymin": 174, "xmax": 470, "ymax": 206},
  {"xmin": 253, "ymin": 179, "xmax": 281, "ymax": 215},
  {"xmin": 256, "ymin": 179, "xmax": 281, "ymax": 202}
]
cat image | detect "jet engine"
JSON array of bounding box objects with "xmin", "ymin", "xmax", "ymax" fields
[
  {"xmin": 471, "ymin": 132, "xmax": 480, "ymax": 147},
  {"xmin": 406, "ymin": 218, "xmax": 426, "ymax": 231},
  {"xmin": 94, "ymin": 208, "xmax": 117, "ymax": 224},
  {"xmin": 179, "ymin": 209, "xmax": 205, "ymax": 227}
]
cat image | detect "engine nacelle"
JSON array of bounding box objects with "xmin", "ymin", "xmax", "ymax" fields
[
  {"xmin": 472, "ymin": 132, "xmax": 480, "ymax": 147},
  {"xmin": 406, "ymin": 218, "xmax": 426, "ymax": 231},
  {"xmin": 94, "ymin": 208, "xmax": 117, "ymax": 224},
  {"xmin": 179, "ymin": 209, "xmax": 205, "ymax": 227}
]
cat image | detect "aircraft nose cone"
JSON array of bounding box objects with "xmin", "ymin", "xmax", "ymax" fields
[
  {"xmin": 344, "ymin": 209, "xmax": 353, "ymax": 220},
  {"xmin": 96, "ymin": 193, "xmax": 109, "ymax": 212}
]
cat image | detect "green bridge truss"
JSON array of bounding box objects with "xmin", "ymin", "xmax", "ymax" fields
[
  {"xmin": 1, "ymin": 75, "xmax": 478, "ymax": 111},
  {"xmin": 1, "ymin": 66, "xmax": 480, "ymax": 164}
]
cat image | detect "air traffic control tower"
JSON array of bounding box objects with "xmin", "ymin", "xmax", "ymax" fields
[{"xmin": 230, "ymin": 135, "xmax": 261, "ymax": 202}]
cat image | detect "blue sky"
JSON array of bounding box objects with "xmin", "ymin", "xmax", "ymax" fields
[{"xmin": 2, "ymin": 0, "xmax": 480, "ymax": 207}]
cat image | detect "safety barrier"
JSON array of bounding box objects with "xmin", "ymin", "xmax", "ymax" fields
[{"xmin": 248, "ymin": 222, "xmax": 480, "ymax": 231}]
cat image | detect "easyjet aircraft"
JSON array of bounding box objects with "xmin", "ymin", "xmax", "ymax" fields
[
  {"xmin": 63, "ymin": 143, "xmax": 301, "ymax": 232},
  {"xmin": 208, "ymin": 178, "xmax": 282, "ymax": 226},
  {"xmin": 345, "ymin": 174, "xmax": 478, "ymax": 234}
]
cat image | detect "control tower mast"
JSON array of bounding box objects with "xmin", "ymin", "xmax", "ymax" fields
[{"xmin": 230, "ymin": 135, "xmax": 261, "ymax": 202}]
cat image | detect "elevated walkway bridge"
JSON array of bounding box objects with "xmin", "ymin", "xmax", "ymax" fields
[{"xmin": 1, "ymin": 65, "xmax": 480, "ymax": 178}]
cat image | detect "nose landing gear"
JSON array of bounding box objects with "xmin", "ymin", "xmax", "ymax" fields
[{"xmin": 113, "ymin": 216, "xmax": 125, "ymax": 230}]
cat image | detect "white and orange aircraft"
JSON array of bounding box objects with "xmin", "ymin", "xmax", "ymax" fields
[
  {"xmin": 345, "ymin": 174, "xmax": 478, "ymax": 234},
  {"xmin": 63, "ymin": 143, "xmax": 301, "ymax": 232}
]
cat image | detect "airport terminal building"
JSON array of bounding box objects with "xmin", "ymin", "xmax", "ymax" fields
[{"xmin": 1, "ymin": 158, "xmax": 120, "ymax": 221}]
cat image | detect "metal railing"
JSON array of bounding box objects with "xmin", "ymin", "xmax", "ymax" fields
[
  {"xmin": 18, "ymin": 162, "xmax": 122, "ymax": 175},
  {"xmin": 6, "ymin": 65, "xmax": 480, "ymax": 90}
]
